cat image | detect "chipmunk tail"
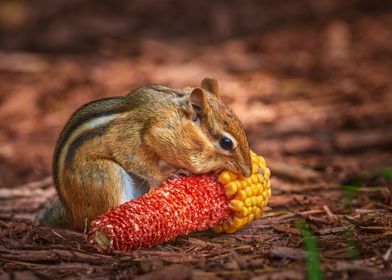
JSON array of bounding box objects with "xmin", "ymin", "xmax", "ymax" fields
[{"xmin": 34, "ymin": 197, "xmax": 70, "ymax": 229}]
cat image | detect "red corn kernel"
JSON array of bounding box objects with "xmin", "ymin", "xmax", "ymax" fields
[{"xmin": 88, "ymin": 174, "xmax": 231, "ymax": 252}]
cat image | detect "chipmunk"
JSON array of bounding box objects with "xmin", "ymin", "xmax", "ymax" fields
[{"xmin": 35, "ymin": 77, "xmax": 252, "ymax": 231}]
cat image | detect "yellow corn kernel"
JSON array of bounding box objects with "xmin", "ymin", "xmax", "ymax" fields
[
  {"xmin": 236, "ymin": 180, "xmax": 244, "ymax": 190},
  {"xmin": 229, "ymin": 200, "xmax": 244, "ymax": 212},
  {"xmin": 235, "ymin": 190, "xmax": 247, "ymax": 201},
  {"xmin": 256, "ymin": 183, "xmax": 263, "ymax": 194},
  {"xmin": 212, "ymin": 224, "xmax": 223, "ymax": 233},
  {"xmin": 259, "ymin": 157, "xmax": 266, "ymax": 169},
  {"xmin": 244, "ymin": 198, "xmax": 252, "ymax": 207},
  {"xmin": 254, "ymin": 207, "xmax": 262, "ymax": 218},
  {"xmin": 219, "ymin": 171, "xmax": 232, "ymax": 185},
  {"xmin": 239, "ymin": 217, "xmax": 248, "ymax": 228},
  {"xmin": 251, "ymin": 174, "xmax": 259, "ymax": 184},
  {"xmin": 225, "ymin": 182, "xmax": 237, "ymax": 196},
  {"xmin": 257, "ymin": 195, "xmax": 264, "ymax": 206},
  {"xmin": 225, "ymin": 226, "xmax": 238, "ymax": 234},
  {"xmin": 245, "ymin": 186, "xmax": 253, "ymax": 196},
  {"xmin": 216, "ymin": 150, "xmax": 271, "ymax": 234},
  {"xmin": 263, "ymin": 190, "xmax": 269, "ymax": 200},
  {"xmin": 251, "ymin": 196, "xmax": 258, "ymax": 206},
  {"xmin": 248, "ymin": 213, "xmax": 255, "ymax": 223},
  {"xmin": 251, "ymin": 184, "xmax": 258, "ymax": 195},
  {"xmin": 235, "ymin": 207, "xmax": 249, "ymax": 217},
  {"xmin": 257, "ymin": 174, "xmax": 264, "ymax": 183},
  {"xmin": 226, "ymin": 181, "xmax": 236, "ymax": 192},
  {"xmin": 265, "ymin": 167, "xmax": 271, "ymax": 179},
  {"xmin": 250, "ymin": 152, "xmax": 257, "ymax": 161},
  {"xmin": 222, "ymin": 221, "xmax": 231, "ymax": 232},
  {"xmin": 223, "ymin": 221, "xmax": 237, "ymax": 233},
  {"xmin": 230, "ymin": 216, "xmax": 243, "ymax": 229}
]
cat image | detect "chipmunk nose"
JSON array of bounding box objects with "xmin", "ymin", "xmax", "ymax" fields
[{"xmin": 240, "ymin": 163, "xmax": 252, "ymax": 178}]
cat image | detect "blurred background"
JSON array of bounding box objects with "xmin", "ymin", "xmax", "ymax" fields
[
  {"xmin": 0, "ymin": 0, "xmax": 391, "ymax": 187},
  {"xmin": 1, "ymin": 1, "xmax": 392, "ymax": 278}
]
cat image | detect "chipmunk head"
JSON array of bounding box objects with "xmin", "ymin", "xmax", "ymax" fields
[
  {"xmin": 147, "ymin": 77, "xmax": 251, "ymax": 178},
  {"xmin": 190, "ymin": 77, "xmax": 252, "ymax": 177}
]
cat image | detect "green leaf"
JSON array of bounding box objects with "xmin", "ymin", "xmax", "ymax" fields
[
  {"xmin": 380, "ymin": 167, "xmax": 392, "ymax": 180},
  {"xmin": 295, "ymin": 222, "xmax": 323, "ymax": 280}
]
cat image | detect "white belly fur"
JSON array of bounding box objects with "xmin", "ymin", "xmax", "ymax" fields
[{"xmin": 119, "ymin": 168, "xmax": 149, "ymax": 203}]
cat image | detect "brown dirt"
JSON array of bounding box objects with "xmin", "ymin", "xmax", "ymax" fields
[{"xmin": 0, "ymin": 1, "xmax": 391, "ymax": 279}]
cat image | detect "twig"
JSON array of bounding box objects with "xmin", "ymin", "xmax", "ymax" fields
[
  {"xmin": 323, "ymin": 205, "xmax": 337, "ymax": 219},
  {"xmin": 0, "ymin": 213, "xmax": 36, "ymax": 222},
  {"xmin": 270, "ymin": 246, "xmax": 307, "ymax": 260},
  {"xmin": 0, "ymin": 177, "xmax": 52, "ymax": 199},
  {"xmin": 354, "ymin": 209, "xmax": 386, "ymax": 214},
  {"xmin": 0, "ymin": 188, "xmax": 49, "ymax": 199},
  {"xmin": 317, "ymin": 227, "xmax": 347, "ymax": 235},
  {"xmin": 0, "ymin": 51, "xmax": 50, "ymax": 73},
  {"xmin": 300, "ymin": 209, "xmax": 326, "ymax": 216},
  {"xmin": 376, "ymin": 202, "xmax": 392, "ymax": 211},
  {"xmin": 50, "ymin": 228, "xmax": 66, "ymax": 239},
  {"xmin": 359, "ymin": 226, "xmax": 392, "ymax": 231},
  {"xmin": 230, "ymin": 249, "xmax": 247, "ymax": 269},
  {"xmin": 383, "ymin": 244, "xmax": 392, "ymax": 262},
  {"xmin": 0, "ymin": 247, "xmax": 115, "ymax": 264},
  {"xmin": 268, "ymin": 161, "xmax": 319, "ymax": 181},
  {"xmin": 0, "ymin": 256, "xmax": 46, "ymax": 269},
  {"xmin": 334, "ymin": 130, "xmax": 392, "ymax": 152},
  {"xmin": 11, "ymin": 176, "xmax": 52, "ymax": 190},
  {"xmin": 273, "ymin": 225, "xmax": 301, "ymax": 236}
]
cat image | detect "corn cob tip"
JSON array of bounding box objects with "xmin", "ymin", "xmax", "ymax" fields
[
  {"xmin": 91, "ymin": 230, "xmax": 111, "ymax": 251},
  {"xmin": 217, "ymin": 152, "xmax": 271, "ymax": 233}
]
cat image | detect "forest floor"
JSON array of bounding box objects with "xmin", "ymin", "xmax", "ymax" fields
[{"xmin": 0, "ymin": 2, "xmax": 392, "ymax": 279}]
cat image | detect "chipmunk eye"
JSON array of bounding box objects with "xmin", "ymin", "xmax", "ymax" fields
[{"xmin": 219, "ymin": 137, "xmax": 234, "ymax": 151}]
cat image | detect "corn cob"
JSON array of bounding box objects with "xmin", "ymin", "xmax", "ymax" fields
[{"xmin": 87, "ymin": 151, "xmax": 271, "ymax": 252}]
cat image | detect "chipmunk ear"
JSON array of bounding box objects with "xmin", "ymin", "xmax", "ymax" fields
[
  {"xmin": 190, "ymin": 88, "xmax": 209, "ymax": 118},
  {"xmin": 201, "ymin": 77, "xmax": 220, "ymax": 99}
]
